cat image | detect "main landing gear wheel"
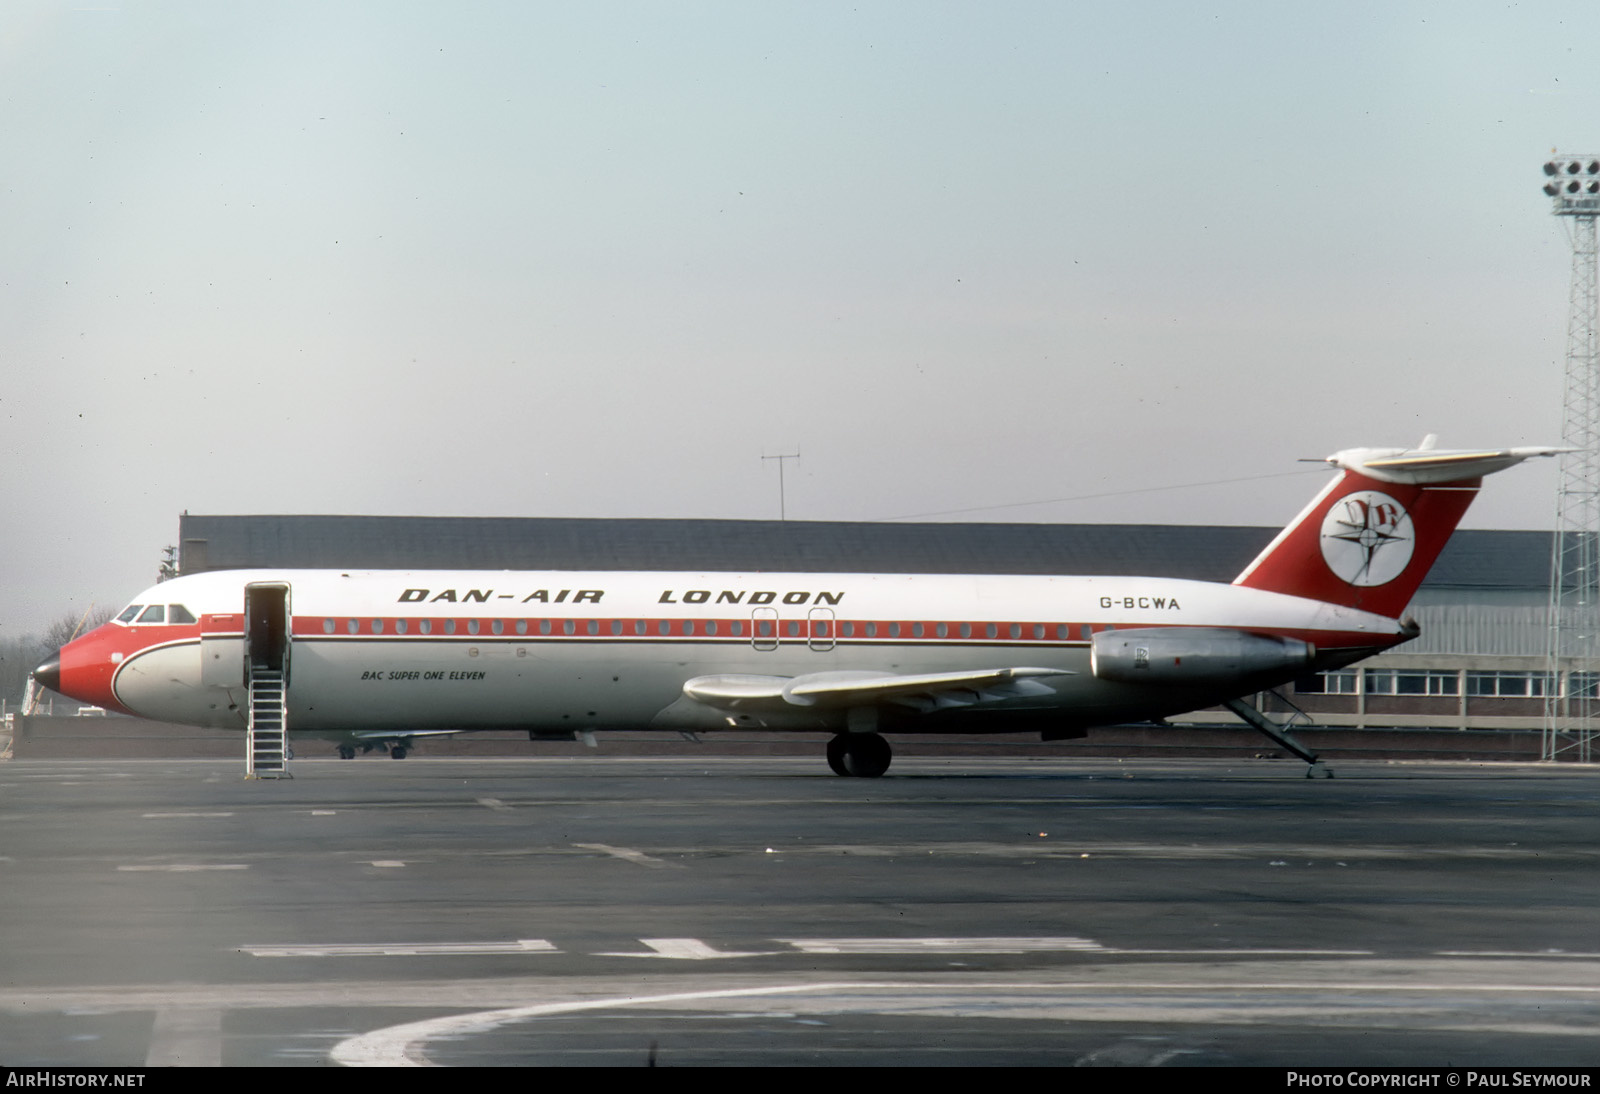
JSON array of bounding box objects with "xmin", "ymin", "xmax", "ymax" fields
[
  {"xmin": 826, "ymin": 732, "xmax": 892, "ymax": 778},
  {"xmin": 337, "ymin": 745, "xmax": 356, "ymax": 760},
  {"xmin": 390, "ymin": 745, "xmax": 408, "ymax": 760}
]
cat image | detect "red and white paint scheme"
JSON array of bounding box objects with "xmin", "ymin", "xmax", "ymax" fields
[{"xmin": 34, "ymin": 441, "xmax": 1559, "ymax": 775}]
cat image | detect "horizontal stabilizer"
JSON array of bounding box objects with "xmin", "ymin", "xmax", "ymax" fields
[
  {"xmin": 1328, "ymin": 442, "xmax": 1566, "ymax": 485},
  {"xmin": 684, "ymin": 666, "xmax": 1071, "ymax": 714}
]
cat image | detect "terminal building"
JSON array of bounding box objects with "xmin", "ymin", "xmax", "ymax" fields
[{"xmin": 175, "ymin": 513, "xmax": 1552, "ymax": 734}]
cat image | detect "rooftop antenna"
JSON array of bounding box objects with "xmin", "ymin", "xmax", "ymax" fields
[
  {"xmin": 762, "ymin": 450, "xmax": 801, "ymax": 521},
  {"xmin": 1541, "ymin": 152, "xmax": 1600, "ymax": 762}
]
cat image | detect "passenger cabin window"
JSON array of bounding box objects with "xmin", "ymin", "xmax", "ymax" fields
[
  {"xmin": 169, "ymin": 604, "xmax": 197, "ymax": 624},
  {"xmin": 136, "ymin": 605, "xmax": 165, "ymax": 624},
  {"xmin": 118, "ymin": 605, "xmax": 143, "ymax": 623}
]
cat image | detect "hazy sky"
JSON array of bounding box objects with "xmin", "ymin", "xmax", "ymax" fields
[{"xmin": 3, "ymin": 1, "xmax": 1596, "ymax": 636}]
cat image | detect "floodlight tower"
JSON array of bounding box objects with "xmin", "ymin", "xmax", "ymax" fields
[{"xmin": 1541, "ymin": 153, "xmax": 1600, "ymax": 762}]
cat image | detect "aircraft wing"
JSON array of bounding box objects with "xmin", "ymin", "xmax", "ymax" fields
[
  {"xmin": 347, "ymin": 729, "xmax": 463, "ymax": 741},
  {"xmin": 684, "ymin": 667, "xmax": 1072, "ymax": 714}
]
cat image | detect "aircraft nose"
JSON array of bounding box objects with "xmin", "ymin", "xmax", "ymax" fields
[{"xmin": 33, "ymin": 651, "xmax": 61, "ymax": 693}]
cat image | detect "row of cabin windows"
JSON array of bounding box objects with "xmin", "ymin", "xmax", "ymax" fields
[
  {"xmin": 1298, "ymin": 669, "xmax": 1558, "ymax": 698},
  {"xmin": 117, "ymin": 604, "xmax": 197, "ymax": 625},
  {"xmin": 317, "ymin": 617, "xmax": 1098, "ymax": 640}
]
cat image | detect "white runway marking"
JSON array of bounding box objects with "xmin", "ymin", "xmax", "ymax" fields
[
  {"xmin": 1437, "ymin": 950, "xmax": 1600, "ymax": 959},
  {"xmin": 597, "ymin": 938, "xmax": 780, "ymax": 960},
  {"xmin": 141, "ymin": 812, "xmax": 235, "ymax": 819},
  {"xmin": 117, "ymin": 864, "xmax": 248, "ymax": 873},
  {"xmin": 236, "ymin": 934, "xmax": 1379, "ymax": 960},
  {"xmin": 329, "ymin": 973, "xmax": 1600, "ymax": 1067},
  {"xmin": 331, "ymin": 983, "xmax": 862, "ymax": 1066},
  {"xmin": 782, "ymin": 937, "xmax": 1105, "ymax": 955},
  {"xmin": 571, "ymin": 842, "xmax": 677, "ymax": 869},
  {"xmin": 475, "ymin": 797, "xmax": 511, "ymax": 812},
  {"xmin": 243, "ymin": 940, "xmax": 558, "ymax": 957},
  {"xmin": 370, "ymin": 861, "xmax": 406, "ymax": 868}
]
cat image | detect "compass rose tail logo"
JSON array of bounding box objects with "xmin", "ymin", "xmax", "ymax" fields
[{"xmin": 1233, "ymin": 440, "xmax": 1563, "ymax": 620}]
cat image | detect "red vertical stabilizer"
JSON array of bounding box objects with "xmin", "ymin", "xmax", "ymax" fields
[{"xmin": 1232, "ymin": 469, "xmax": 1481, "ymax": 619}]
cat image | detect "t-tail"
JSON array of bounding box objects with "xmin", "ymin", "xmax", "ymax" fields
[{"xmin": 1233, "ymin": 437, "xmax": 1564, "ymax": 619}]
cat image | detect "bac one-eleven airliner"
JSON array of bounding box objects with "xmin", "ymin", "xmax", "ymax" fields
[{"xmin": 34, "ymin": 440, "xmax": 1558, "ymax": 776}]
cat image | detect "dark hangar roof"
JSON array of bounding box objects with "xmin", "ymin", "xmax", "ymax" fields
[{"xmin": 176, "ymin": 515, "xmax": 1550, "ymax": 590}]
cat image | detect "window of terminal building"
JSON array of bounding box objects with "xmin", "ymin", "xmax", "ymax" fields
[
  {"xmin": 1364, "ymin": 669, "xmax": 1460, "ymax": 696},
  {"xmin": 1466, "ymin": 671, "xmax": 1552, "ymax": 698},
  {"xmin": 1295, "ymin": 670, "xmax": 1359, "ymax": 695},
  {"xmin": 1567, "ymin": 672, "xmax": 1600, "ymax": 699}
]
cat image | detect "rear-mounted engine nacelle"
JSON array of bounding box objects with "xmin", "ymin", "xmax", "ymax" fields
[{"xmin": 1090, "ymin": 628, "xmax": 1314, "ymax": 686}]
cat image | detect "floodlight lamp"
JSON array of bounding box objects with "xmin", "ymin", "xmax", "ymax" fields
[
  {"xmin": 1546, "ymin": 182, "xmax": 1561, "ymax": 196},
  {"xmin": 1570, "ymin": 161, "xmax": 1584, "ymax": 174},
  {"xmin": 1546, "ymin": 161, "xmax": 1561, "ymax": 176}
]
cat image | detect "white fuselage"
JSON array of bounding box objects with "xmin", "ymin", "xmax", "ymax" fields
[{"xmin": 92, "ymin": 567, "xmax": 1407, "ymax": 736}]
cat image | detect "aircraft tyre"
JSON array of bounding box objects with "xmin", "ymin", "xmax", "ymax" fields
[
  {"xmin": 830, "ymin": 732, "xmax": 891, "ymax": 778},
  {"xmin": 338, "ymin": 745, "xmax": 356, "ymax": 760},
  {"xmin": 390, "ymin": 745, "xmax": 407, "ymax": 760},
  {"xmin": 826, "ymin": 735, "xmax": 849, "ymax": 776}
]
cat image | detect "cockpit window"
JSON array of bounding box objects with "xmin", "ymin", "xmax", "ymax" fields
[
  {"xmin": 118, "ymin": 605, "xmax": 143, "ymax": 623},
  {"xmin": 136, "ymin": 605, "xmax": 166, "ymax": 624},
  {"xmin": 168, "ymin": 604, "xmax": 197, "ymax": 624}
]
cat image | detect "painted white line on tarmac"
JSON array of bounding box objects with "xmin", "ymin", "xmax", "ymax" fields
[
  {"xmin": 244, "ymin": 940, "xmax": 558, "ymax": 958},
  {"xmin": 572, "ymin": 842, "xmax": 679, "ymax": 869},
  {"xmin": 596, "ymin": 939, "xmax": 780, "ymax": 960},
  {"xmin": 330, "ymin": 975, "xmax": 1600, "ymax": 1067},
  {"xmin": 331, "ymin": 982, "xmax": 868, "ymax": 1067},
  {"xmin": 118, "ymin": 864, "xmax": 248, "ymax": 872},
  {"xmin": 782, "ymin": 937, "xmax": 1104, "ymax": 955},
  {"xmin": 141, "ymin": 812, "xmax": 235, "ymax": 818},
  {"xmin": 1436, "ymin": 950, "xmax": 1600, "ymax": 959}
]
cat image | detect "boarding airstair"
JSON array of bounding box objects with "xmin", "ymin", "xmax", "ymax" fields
[{"xmin": 247, "ymin": 669, "xmax": 291, "ymax": 778}]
